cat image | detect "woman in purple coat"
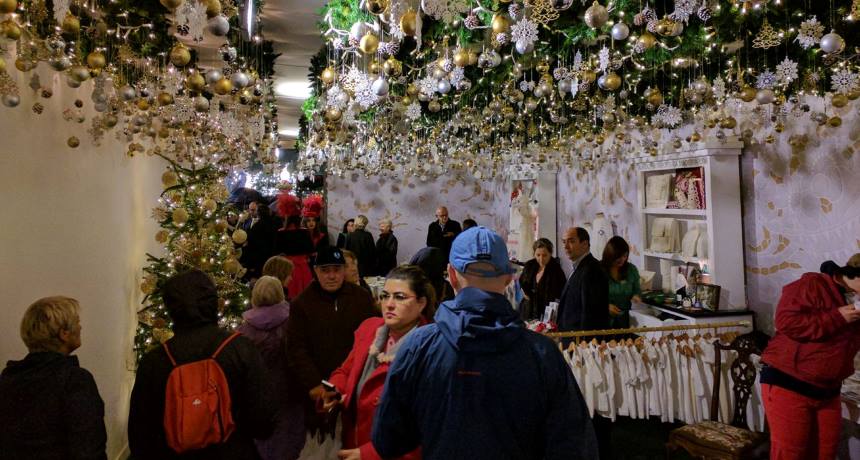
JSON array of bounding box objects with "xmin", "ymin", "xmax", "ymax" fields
[{"xmin": 239, "ymin": 276, "xmax": 305, "ymax": 460}]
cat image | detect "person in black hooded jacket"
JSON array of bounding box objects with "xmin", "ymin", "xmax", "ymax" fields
[
  {"xmin": 0, "ymin": 296, "xmax": 107, "ymax": 460},
  {"xmin": 129, "ymin": 269, "xmax": 277, "ymax": 460}
]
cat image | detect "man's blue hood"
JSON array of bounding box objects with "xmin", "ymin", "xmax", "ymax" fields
[{"xmin": 434, "ymin": 287, "xmax": 525, "ymax": 353}]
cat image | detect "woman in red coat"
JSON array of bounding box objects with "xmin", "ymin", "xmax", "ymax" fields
[
  {"xmin": 761, "ymin": 254, "xmax": 860, "ymax": 460},
  {"xmin": 323, "ymin": 265, "xmax": 435, "ymax": 460}
]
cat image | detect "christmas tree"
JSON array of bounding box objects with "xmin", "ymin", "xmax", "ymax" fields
[{"xmin": 134, "ymin": 155, "xmax": 250, "ymax": 364}]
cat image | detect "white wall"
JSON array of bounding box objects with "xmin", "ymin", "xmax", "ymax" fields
[{"xmin": 0, "ymin": 71, "xmax": 163, "ymax": 459}]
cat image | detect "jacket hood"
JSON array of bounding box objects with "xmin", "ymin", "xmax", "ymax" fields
[
  {"xmin": 162, "ymin": 269, "xmax": 219, "ymax": 330},
  {"xmin": 434, "ymin": 287, "xmax": 525, "ymax": 353},
  {"xmin": 242, "ymin": 302, "xmax": 291, "ymax": 330},
  {"xmin": 2, "ymin": 352, "xmax": 76, "ymax": 378}
]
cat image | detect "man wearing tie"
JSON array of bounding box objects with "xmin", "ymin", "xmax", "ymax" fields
[
  {"xmin": 426, "ymin": 206, "xmax": 462, "ymax": 258},
  {"xmin": 242, "ymin": 201, "xmax": 259, "ymax": 231}
]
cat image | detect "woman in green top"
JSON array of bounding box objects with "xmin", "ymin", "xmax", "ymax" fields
[{"xmin": 601, "ymin": 236, "xmax": 642, "ymax": 329}]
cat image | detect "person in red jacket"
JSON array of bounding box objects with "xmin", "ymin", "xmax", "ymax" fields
[
  {"xmin": 323, "ymin": 265, "xmax": 434, "ymax": 460},
  {"xmin": 761, "ymin": 254, "xmax": 860, "ymax": 460}
]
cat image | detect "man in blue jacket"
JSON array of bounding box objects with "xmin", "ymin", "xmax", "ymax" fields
[{"xmin": 371, "ymin": 226, "xmax": 598, "ymax": 460}]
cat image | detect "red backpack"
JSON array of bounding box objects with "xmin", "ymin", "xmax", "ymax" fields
[{"xmin": 162, "ymin": 332, "xmax": 240, "ymax": 453}]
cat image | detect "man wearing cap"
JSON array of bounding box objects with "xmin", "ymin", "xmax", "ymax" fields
[
  {"xmin": 371, "ymin": 227, "xmax": 598, "ymax": 460},
  {"xmin": 286, "ymin": 246, "xmax": 378, "ymax": 438}
]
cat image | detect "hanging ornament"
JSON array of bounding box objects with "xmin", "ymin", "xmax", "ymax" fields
[
  {"xmin": 820, "ymin": 31, "xmax": 845, "ymax": 54},
  {"xmin": 831, "ymin": 68, "xmax": 858, "ymax": 94},
  {"xmin": 230, "ymin": 71, "xmax": 250, "ymax": 89},
  {"xmin": 453, "ymin": 48, "xmax": 469, "ymax": 67},
  {"xmin": 832, "ymin": 93, "xmax": 849, "ymax": 108},
  {"xmin": 366, "ymin": 0, "xmax": 389, "ymax": 15},
  {"xmin": 170, "ymin": 43, "xmax": 192, "ymax": 67},
  {"xmin": 775, "ymin": 58, "xmax": 798, "ymax": 86},
  {"xmin": 2, "ymin": 94, "xmax": 20, "ymax": 108},
  {"xmin": 208, "ymin": 15, "xmax": 230, "ymax": 36},
  {"xmin": 194, "ymin": 95, "xmax": 210, "ymax": 111},
  {"xmin": 636, "ymin": 32, "xmax": 657, "ymax": 51},
  {"xmin": 186, "ymin": 72, "xmax": 206, "ymax": 92},
  {"xmin": 491, "ymin": 14, "xmax": 512, "ymax": 34},
  {"xmin": 0, "ymin": 0, "xmax": 16, "ymax": 14},
  {"xmin": 359, "ymin": 32, "xmax": 380, "ymax": 55},
  {"xmin": 383, "ymin": 57, "xmax": 402, "ymax": 77},
  {"xmin": 400, "ymin": 9, "xmax": 419, "ymax": 36},
  {"xmin": 120, "ymin": 85, "xmax": 137, "ymax": 101},
  {"xmin": 428, "ymin": 100, "xmax": 441, "ymax": 112},
  {"xmin": 371, "ymin": 76, "xmax": 389, "ymax": 96},
  {"xmin": 213, "ymin": 77, "xmax": 233, "ymax": 95},
  {"xmin": 515, "ymin": 40, "xmax": 534, "ymax": 54},
  {"xmin": 3, "ymin": 19, "xmax": 21, "ymax": 40},
  {"xmin": 205, "ymin": 0, "xmax": 221, "ymax": 18},
  {"xmin": 157, "ymin": 92, "xmax": 175, "ymax": 106},
  {"xmin": 463, "ymin": 12, "xmax": 480, "ymax": 30},
  {"xmin": 86, "ymin": 51, "xmax": 106, "ymax": 70},
  {"xmin": 511, "ymin": 18, "xmax": 538, "ymax": 50},
  {"xmin": 478, "ymin": 50, "xmax": 502, "ymax": 69},
  {"xmin": 752, "ymin": 19, "xmax": 781, "ymax": 49},
  {"xmin": 160, "ymin": 0, "xmax": 184, "ymax": 10},
  {"xmin": 69, "ymin": 65, "xmax": 91, "ymax": 82},
  {"xmin": 598, "ymin": 72, "xmax": 622, "ymax": 91},
  {"xmin": 795, "ymin": 16, "xmax": 824, "ymax": 49},
  {"xmin": 66, "ymin": 136, "xmax": 80, "ymax": 148},
  {"xmin": 530, "ymin": 0, "xmax": 560, "ymax": 25},
  {"xmin": 611, "ymin": 23, "xmax": 630, "ymax": 40},
  {"xmin": 205, "ymin": 69, "xmax": 223, "ymax": 84},
  {"xmin": 220, "ymin": 44, "xmax": 237, "ymax": 62},
  {"xmin": 61, "ymin": 13, "xmax": 80, "ymax": 35},
  {"xmin": 49, "ymin": 56, "xmax": 72, "ymax": 71},
  {"xmin": 553, "ymin": 0, "xmax": 574, "ymax": 10},
  {"xmin": 756, "ymin": 88, "xmax": 775, "ymax": 104},
  {"xmin": 321, "ymin": 67, "xmax": 337, "ymax": 85},
  {"xmin": 584, "ymin": 1, "xmax": 609, "ymax": 29},
  {"xmin": 738, "ymin": 85, "xmax": 757, "ymax": 102},
  {"xmin": 437, "ymin": 79, "xmax": 452, "ymax": 94},
  {"xmin": 697, "ymin": 4, "xmax": 712, "ymax": 21}
]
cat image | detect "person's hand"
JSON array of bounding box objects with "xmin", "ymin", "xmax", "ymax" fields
[
  {"xmin": 337, "ymin": 448, "xmax": 362, "ymax": 460},
  {"xmin": 631, "ymin": 295, "xmax": 643, "ymax": 304},
  {"xmin": 838, "ymin": 304, "xmax": 860, "ymax": 323},
  {"xmin": 443, "ymin": 232, "xmax": 454, "ymax": 238},
  {"xmin": 322, "ymin": 391, "xmax": 341, "ymax": 412},
  {"xmin": 609, "ymin": 304, "xmax": 623, "ymax": 316},
  {"xmin": 309, "ymin": 384, "xmax": 325, "ymax": 402}
]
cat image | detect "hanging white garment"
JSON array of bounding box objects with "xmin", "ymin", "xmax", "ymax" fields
[
  {"xmin": 581, "ymin": 343, "xmax": 602, "ymax": 417},
  {"xmin": 590, "ymin": 214, "xmax": 613, "ymax": 260},
  {"xmin": 594, "ymin": 345, "xmax": 617, "ymax": 421},
  {"xmin": 645, "ymin": 341, "xmax": 662, "ymax": 418},
  {"xmin": 630, "ymin": 344, "xmax": 650, "ymax": 419},
  {"xmin": 660, "ymin": 340, "xmax": 677, "ymax": 422},
  {"xmin": 610, "ymin": 345, "xmax": 631, "ymax": 417},
  {"xmin": 695, "ymin": 224, "xmax": 708, "ymax": 259},
  {"xmin": 693, "ymin": 337, "xmax": 715, "ymax": 422},
  {"xmin": 676, "ymin": 342, "xmax": 695, "ymax": 424},
  {"xmin": 621, "ymin": 345, "xmax": 641, "ymax": 419}
]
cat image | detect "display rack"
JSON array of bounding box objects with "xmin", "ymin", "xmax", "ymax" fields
[{"xmin": 635, "ymin": 138, "xmax": 747, "ymax": 309}]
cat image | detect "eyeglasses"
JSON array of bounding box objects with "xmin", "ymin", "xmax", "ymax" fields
[{"xmin": 379, "ymin": 292, "xmax": 417, "ymax": 303}]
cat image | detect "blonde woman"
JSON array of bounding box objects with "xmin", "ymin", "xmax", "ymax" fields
[
  {"xmin": 262, "ymin": 255, "xmax": 294, "ymax": 300},
  {"xmin": 0, "ymin": 296, "xmax": 107, "ymax": 458}
]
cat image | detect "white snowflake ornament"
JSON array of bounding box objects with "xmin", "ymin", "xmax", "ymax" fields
[
  {"xmin": 418, "ymin": 76, "xmax": 438, "ymax": 96},
  {"xmin": 598, "ymin": 46, "xmax": 610, "ymax": 72},
  {"xmin": 406, "ymin": 102, "xmax": 422, "ymax": 120},
  {"xmin": 669, "ymin": 0, "xmax": 698, "ymax": 24},
  {"xmin": 655, "ymin": 104, "xmax": 683, "ymax": 127},
  {"xmin": 831, "ymin": 67, "xmax": 859, "ymax": 95},
  {"xmin": 448, "ymin": 67, "xmax": 465, "ymax": 87},
  {"xmin": 796, "ymin": 16, "xmax": 825, "ymax": 50},
  {"xmin": 519, "ymin": 80, "xmax": 536, "ymax": 92},
  {"xmin": 510, "ymin": 18, "xmax": 539, "ymax": 48},
  {"xmin": 756, "ymin": 70, "xmax": 777, "ymax": 89},
  {"xmin": 775, "ymin": 58, "xmax": 798, "ymax": 85},
  {"xmin": 712, "ymin": 77, "xmax": 726, "ymax": 100}
]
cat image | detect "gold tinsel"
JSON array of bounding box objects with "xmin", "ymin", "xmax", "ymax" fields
[{"xmin": 752, "ymin": 19, "xmax": 781, "ymax": 49}]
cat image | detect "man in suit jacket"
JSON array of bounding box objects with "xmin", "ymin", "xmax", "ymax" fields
[
  {"xmin": 557, "ymin": 227, "xmax": 609, "ymax": 333},
  {"xmin": 426, "ymin": 206, "xmax": 462, "ymax": 258}
]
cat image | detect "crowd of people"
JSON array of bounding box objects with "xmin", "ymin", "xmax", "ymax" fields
[{"xmin": 2, "ymin": 199, "xmax": 860, "ymax": 460}]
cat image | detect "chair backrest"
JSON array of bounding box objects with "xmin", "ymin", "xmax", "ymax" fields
[{"xmin": 709, "ymin": 332, "xmax": 762, "ymax": 429}]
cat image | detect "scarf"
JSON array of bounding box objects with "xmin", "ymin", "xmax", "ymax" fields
[{"xmin": 356, "ymin": 323, "xmax": 418, "ymax": 399}]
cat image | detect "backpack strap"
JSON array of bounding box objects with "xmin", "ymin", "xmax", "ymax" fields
[
  {"xmin": 162, "ymin": 341, "xmax": 178, "ymax": 367},
  {"xmin": 211, "ymin": 332, "xmax": 242, "ymax": 359}
]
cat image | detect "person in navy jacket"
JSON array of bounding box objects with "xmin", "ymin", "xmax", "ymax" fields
[{"xmin": 371, "ymin": 227, "xmax": 598, "ymax": 460}]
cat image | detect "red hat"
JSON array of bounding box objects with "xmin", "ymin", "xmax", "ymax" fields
[
  {"xmin": 276, "ymin": 191, "xmax": 301, "ymax": 218},
  {"xmin": 302, "ymin": 194, "xmax": 325, "ymax": 219}
]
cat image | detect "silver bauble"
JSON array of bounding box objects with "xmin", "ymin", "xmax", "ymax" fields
[
  {"xmin": 611, "ymin": 23, "xmax": 630, "ymax": 40},
  {"xmin": 437, "ymin": 79, "xmax": 451, "ymax": 94},
  {"xmin": 120, "ymin": 85, "xmax": 137, "ymax": 101},
  {"xmin": 820, "ymin": 31, "xmax": 845, "ymax": 54},
  {"xmin": 335, "ymin": 92, "xmax": 350, "ymax": 106},
  {"xmin": 432, "ymin": 67, "xmax": 446, "ymax": 79},
  {"xmin": 205, "ymin": 70, "xmax": 223, "ymax": 84},
  {"xmin": 208, "ymin": 15, "xmax": 230, "ymax": 36},
  {"xmin": 66, "ymin": 76, "xmax": 81, "ymax": 88},
  {"xmin": 539, "ymin": 81, "xmax": 551, "ymax": 94},
  {"xmin": 534, "ymin": 86, "xmax": 545, "ymax": 98},
  {"xmin": 47, "ymin": 36, "xmax": 66, "ymax": 51},
  {"xmin": 584, "ymin": 1, "xmax": 609, "ymax": 29},
  {"xmin": 2, "ymin": 94, "xmax": 20, "ymax": 107},
  {"xmin": 558, "ymin": 79, "xmax": 571, "ymax": 94},
  {"xmin": 515, "ymin": 40, "xmax": 534, "ymax": 54},
  {"xmin": 478, "ymin": 50, "xmax": 501, "ymax": 69},
  {"xmin": 194, "ymin": 96, "xmax": 210, "ymax": 111},
  {"xmin": 350, "ymin": 22, "xmax": 370, "ymax": 42},
  {"xmin": 693, "ymin": 78, "xmax": 709, "ymax": 95},
  {"xmin": 70, "ymin": 65, "xmax": 91, "ymax": 82},
  {"xmin": 756, "ymin": 88, "xmax": 775, "ymax": 104},
  {"xmin": 49, "ymin": 56, "xmax": 71, "ymax": 71},
  {"xmin": 552, "ymin": 0, "xmax": 574, "ymax": 10},
  {"xmin": 230, "ymin": 71, "xmax": 250, "ymax": 88},
  {"xmin": 458, "ymin": 78, "xmax": 472, "ymax": 91},
  {"xmin": 417, "ymin": 92, "xmax": 430, "ymax": 102},
  {"xmin": 371, "ymin": 77, "xmax": 389, "ymax": 96},
  {"xmin": 94, "ymin": 102, "xmax": 108, "ymax": 112}
]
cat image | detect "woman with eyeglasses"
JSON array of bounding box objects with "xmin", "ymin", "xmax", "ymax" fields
[{"xmin": 322, "ymin": 265, "xmax": 434, "ymax": 460}]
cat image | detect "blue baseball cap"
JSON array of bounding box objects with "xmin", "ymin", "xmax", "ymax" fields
[{"xmin": 449, "ymin": 226, "xmax": 516, "ymax": 277}]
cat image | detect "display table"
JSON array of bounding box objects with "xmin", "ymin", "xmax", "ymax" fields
[{"xmin": 630, "ymin": 299, "xmax": 754, "ymax": 335}]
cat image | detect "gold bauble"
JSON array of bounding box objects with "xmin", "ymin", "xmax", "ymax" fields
[
  {"xmin": 61, "ymin": 14, "xmax": 80, "ymax": 36},
  {"xmin": 0, "ymin": 0, "xmax": 17, "ymax": 14},
  {"xmin": 584, "ymin": 1, "xmax": 609, "ymax": 29},
  {"xmin": 673, "ymin": 139, "xmax": 683, "ymax": 149},
  {"xmin": 3, "ymin": 20, "xmax": 21, "ymax": 40},
  {"xmin": 368, "ymin": 60, "xmax": 380, "ymax": 74},
  {"xmin": 224, "ymin": 258, "xmax": 242, "ymax": 275},
  {"xmin": 186, "ymin": 72, "xmax": 206, "ymax": 92},
  {"xmin": 401, "ymin": 95, "xmax": 412, "ymax": 105},
  {"xmin": 491, "ymin": 14, "xmax": 511, "ymax": 34},
  {"xmin": 847, "ymin": 89, "xmax": 860, "ymax": 100},
  {"xmin": 325, "ymin": 107, "xmax": 343, "ymax": 122},
  {"xmin": 428, "ymin": 100, "xmax": 441, "ymax": 112},
  {"xmin": 400, "ymin": 9, "xmax": 419, "ymax": 37},
  {"xmin": 467, "ymin": 51, "xmax": 479, "ymax": 66},
  {"xmin": 201, "ymin": 198, "xmax": 217, "ymax": 212},
  {"xmin": 774, "ymin": 122, "xmax": 785, "ymax": 133},
  {"xmin": 690, "ymin": 131, "xmax": 702, "ymax": 142},
  {"xmin": 158, "ymin": 127, "xmax": 170, "ymax": 138},
  {"xmin": 67, "ymin": 136, "xmax": 80, "ymax": 148},
  {"xmin": 213, "ymin": 77, "xmax": 233, "ymax": 95},
  {"xmin": 453, "ymin": 49, "xmax": 469, "ymax": 67},
  {"xmin": 86, "ymin": 51, "xmax": 106, "ymax": 69},
  {"xmin": 738, "ymin": 86, "xmax": 756, "ymax": 102},
  {"xmin": 155, "ymin": 230, "xmax": 170, "ymax": 243},
  {"xmin": 719, "ymin": 116, "xmax": 737, "ymax": 129},
  {"xmin": 828, "ymin": 116, "xmax": 842, "ymax": 127},
  {"xmin": 598, "ymin": 72, "xmax": 622, "ymax": 91},
  {"xmin": 232, "ymin": 229, "xmax": 248, "ymax": 244},
  {"xmin": 158, "ymin": 92, "xmax": 174, "ymax": 106},
  {"xmin": 172, "ymin": 208, "xmax": 189, "ymax": 225},
  {"xmin": 321, "ymin": 67, "xmax": 336, "ymax": 85},
  {"xmin": 70, "ymin": 65, "xmax": 91, "ymax": 82},
  {"xmin": 14, "ymin": 57, "xmax": 28, "ymax": 72},
  {"xmin": 170, "ymin": 43, "xmax": 191, "ymax": 67},
  {"xmin": 214, "ymin": 219, "xmax": 228, "ymax": 233},
  {"xmin": 637, "ymin": 32, "xmax": 656, "ymax": 50},
  {"xmin": 581, "ymin": 69, "xmax": 597, "ymax": 83},
  {"xmin": 406, "ymin": 84, "xmax": 419, "ymax": 97},
  {"xmin": 159, "ymin": 0, "xmax": 184, "ymax": 10},
  {"xmin": 162, "ymin": 171, "xmax": 179, "ymax": 189},
  {"xmin": 383, "ymin": 56, "xmax": 402, "ymax": 77},
  {"xmin": 646, "ymin": 89, "xmax": 663, "ymax": 106},
  {"xmin": 832, "ymin": 93, "xmax": 849, "ymax": 108},
  {"xmin": 366, "ymin": 0, "xmax": 389, "ymax": 15},
  {"xmin": 359, "ymin": 32, "xmax": 380, "ymax": 55},
  {"xmin": 205, "ymin": 0, "xmax": 221, "ymax": 18},
  {"xmin": 137, "ymin": 98, "xmax": 151, "ymax": 111}
]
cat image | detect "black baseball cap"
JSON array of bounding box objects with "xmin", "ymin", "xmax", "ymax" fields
[{"xmin": 314, "ymin": 247, "xmax": 346, "ymax": 267}]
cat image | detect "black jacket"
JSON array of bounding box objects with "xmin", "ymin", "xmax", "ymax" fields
[
  {"xmin": 275, "ymin": 228, "xmax": 314, "ymax": 256},
  {"xmin": 129, "ymin": 271, "xmax": 276, "ymax": 460},
  {"xmin": 344, "ymin": 228, "xmax": 376, "ymax": 278},
  {"xmin": 375, "ymin": 232, "xmax": 399, "ymax": 276},
  {"xmin": 426, "ymin": 220, "xmax": 462, "ymax": 257},
  {"xmin": 557, "ymin": 253, "xmax": 609, "ymax": 333},
  {"xmin": 239, "ymin": 217, "xmax": 277, "ymax": 280},
  {"xmin": 519, "ymin": 257, "xmax": 567, "ymax": 321},
  {"xmin": 0, "ymin": 352, "xmax": 107, "ymax": 460}
]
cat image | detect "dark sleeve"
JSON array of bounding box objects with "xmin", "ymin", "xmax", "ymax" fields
[
  {"xmin": 129, "ymin": 353, "xmax": 173, "ymax": 459},
  {"xmin": 234, "ymin": 338, "xmax": 277, "ymax": 440},
  {"xmin": 519, "ymin": 261, "xmax": 537, "ymax": 297},
  {"xmin": 287, "ymin": 303, "xmax": 324, "ymax": 392},
  {"xmin": 426, "ymin": 223, "xmax": 439, "ymax": 248},
  {"xmin": 336, "ymin": 233, "xmax": 346, "ymax": 248},
  {"xmin": 452, "ymin": 221, "xmax": 462, "ymax": 236},
  {"xmin": 542, "ymin": 344, "xmax": 599, "ymax": 459},
  {"xmin": 371, "ymin": 336, "xmax": 422, "ymax": 457},
  {"xmin": 390, "ymin": 236, "xmax": 398, "ymax": 259},
  {"xmin": 581, "ymin": 263, "xmax": 610, "ymax": 331},
  {"xmin": 317, "ymin": 233, "xmax": 330, "ymax": 251},
  {"xmin": 547, "ymin": 263, "xmax": 567, "ymax": 302},
  {"xmin": 64, "ymin": 368, "xmax": 107, "ymax": 460}
]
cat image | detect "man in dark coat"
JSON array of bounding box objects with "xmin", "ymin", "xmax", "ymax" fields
[
  {"xmin": 426, "ymin": 206, "xmax": 462, "ymax": 258},
  {"xmin": 557, "ymin": 226, "xmax": 609, "ymax": 333},
  {"xmin": 0, "ymin": 296, "xmax": 107, "ymax": 460},
  {"xmin": 129, "ymin": 270, "xmax": 276, "ymax": 460},
  {"xmin": 344, "ymin": 215, "xmax": 376, "ymax": 278},
  {"xmin": 287, "ymin": 247, "xmax": 377, "ymax": 436},
  {"xmin": 374, "ymin": 218, "xmax": 398, "ymax": 276},
  {"xmin": 372, "ymin": 227, "xmax": 598, "ymax": 460},
  {"xmin": 240, "ymin": 201, "xmax": 277, "ymax": 281}
]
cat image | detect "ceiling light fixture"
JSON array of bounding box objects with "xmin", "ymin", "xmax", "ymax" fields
[
  {"xmin": 274, "ymin": 81, "xmax": 312, "ymax": 100},
  {"xmin": 279, "ymin": 127, "xmax": 300, "ymax": 137}
]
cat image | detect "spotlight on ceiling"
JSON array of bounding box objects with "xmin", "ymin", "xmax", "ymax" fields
[
  {"xmin": 274, "ymin": 81, "xmax": 312, "ymax": 100},
  {"xmin": 279, "ymin": 127, "xmax": 300, "ymax": 137}
]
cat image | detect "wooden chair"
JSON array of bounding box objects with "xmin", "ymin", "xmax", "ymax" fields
[{"xmin": 666, "ymin": 333, "xmax": 768, "ymax": 459}]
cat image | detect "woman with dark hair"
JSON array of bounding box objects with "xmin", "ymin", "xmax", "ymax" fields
[
  {"xmin": 601, "ymin": 236, "xmax": 641, "ymax": 329},
  {"xmin": 322, "ymin": 265, "xmax": 433, "ymax": 460},
  {"xmin": 761, "ymin": 254, "xmax": 860, "ymax": 460},
  {"xmin": 336, "ymin": 219, "xmax": 355, "ymax": 249},
  {"xmin": 518, "ymin": 238, "xmax": 567, "ymax": 321},
  {"xmin": 303, "ymin": 216, "xmax": 329, "ymax": 253},
  {"xmin": 275, "ymin": 192, "xmax": 316, "ymax": 300},
  {"xmin": 410, "ymin": 246, "xmax": 455, "ymax": 307}
]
